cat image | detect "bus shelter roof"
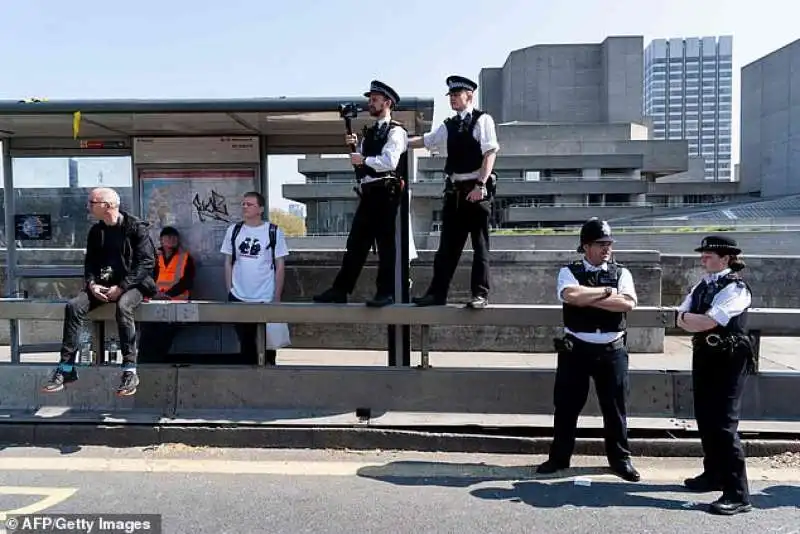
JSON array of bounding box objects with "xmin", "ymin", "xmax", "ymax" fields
[{"xmin": 0, "ymin": 96, "xmax": 436, "ymax": 154}]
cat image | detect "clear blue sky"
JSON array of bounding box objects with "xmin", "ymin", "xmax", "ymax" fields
[{"xmin": 0, "ymin": 0, "xmax": 796, "ymax": 208}]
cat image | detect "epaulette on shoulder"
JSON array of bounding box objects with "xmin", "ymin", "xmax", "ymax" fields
[
  {"xmin": 389, "ymin": 119, "xmax": 406, "ymax": 129},
  {"xmin": 719, "ymin": 272, "xmax": 746, "ymax": 288}
]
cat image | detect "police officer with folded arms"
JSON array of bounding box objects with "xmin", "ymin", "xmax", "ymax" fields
[
  {"xmin": 407, "ymin": 75, "xmax": 499, "ymax": 309},
  {"xmin": 313, "ymin": 80, "xmax": 408, "ymax": 307},
  {"xmin": 537, "ymin": 218, "xmax": 640, "ymax": 482},
  {"xmin": 675, "ymin": 235, "xmax": 756, "ymax": 515}
]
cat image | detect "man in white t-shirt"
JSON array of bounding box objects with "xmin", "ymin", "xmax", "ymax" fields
[{"xmin": 220, "ymin": 191, "xmax": 289, "ymax": 365}]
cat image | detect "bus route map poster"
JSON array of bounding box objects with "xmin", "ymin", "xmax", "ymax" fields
[{"xmin": 139, "ymin": 169, "xmax": 257, "ymax": 265}]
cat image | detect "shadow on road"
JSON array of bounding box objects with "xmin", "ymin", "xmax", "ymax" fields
[
  {"xmin": 356, "ymin": 460, "xmax": 800, "ymax": 512},
  {"xmin": 471, "ymin": 481, "xmax": 800, "ymax": 512},
  {"xmin": 0, "ymin": 444, "xmax": 81, "ymax": 455}
]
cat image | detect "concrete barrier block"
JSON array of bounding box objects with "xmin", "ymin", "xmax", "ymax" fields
[
  {"xmin": 172, "ymin": 367, "xmax": 680, "ymax": 418},
  {"xmin": 0, "ymin": 365, "xmax": 175, "ymax": 413}
]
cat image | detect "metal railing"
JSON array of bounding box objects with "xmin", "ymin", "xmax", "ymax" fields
[{"xmin": 0, "ymin": 299, "xmax": 793, "ymax": 371}]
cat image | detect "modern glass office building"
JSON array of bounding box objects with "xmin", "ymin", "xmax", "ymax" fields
[{"xmin": 644, "ymin": 36, "xmax": 733, "ymax": 181}]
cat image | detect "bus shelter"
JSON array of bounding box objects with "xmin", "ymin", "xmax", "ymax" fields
[{"xmin": 0, "ymin": 96, "xmax": 435, "ymax": 366}]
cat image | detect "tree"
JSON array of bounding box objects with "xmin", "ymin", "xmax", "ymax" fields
[{"xmin": 269, "ymin": 208, "xmax": 306, "ymax": 236}]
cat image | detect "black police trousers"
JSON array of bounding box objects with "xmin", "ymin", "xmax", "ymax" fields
[
  {"xmin": 549, "ymin": 335, "xmax": 631, "ymax": 466},
  {"xmin": 424, "ymin": 180, "xmax": 491, "ymax": 301},
  {"xmin": 692, "ymin": 337, "xmax": 751, "ymax": 503},
  {"xmin": 332, "ymin": 181, "xmax": 399, "ymax": 297}
]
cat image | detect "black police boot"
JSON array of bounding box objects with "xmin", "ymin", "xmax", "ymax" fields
[
  {"xmin": 313, "ymin": 288, "xmax": 347, "ymax": 303},
  {"xmin": 366, "ymin": 293, "xmax": 394, "ymax": 308},
  {"xmin": 609, "ymin": 459, "xmax": 641, "ymax": 482},
  {"xmin": 536, "ymin": 459, "xmax": 570, "ymax": 474},
  {"xmin": 709, "ymin": 497, "xmax": 752, "ymax": 515},
  {"xmin": 412, "ymin": 294, "xmax": 445, "ymax": 307}
]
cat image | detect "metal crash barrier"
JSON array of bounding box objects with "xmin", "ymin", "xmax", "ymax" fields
[
  {"xmin": 0, "ymin": 299, "xmax": 798, "ymax": 426},
  {"xmin": 0, "ymin": 298, "xmax": 795, "ymax": 370}
]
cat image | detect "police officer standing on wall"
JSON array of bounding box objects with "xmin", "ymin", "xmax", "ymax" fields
[
  {"xmin": 407, "ymin": 75, "xmax": 499, "ymax": 309},
  {"xmin": 313, "ymin": 80, "xmax": 408, "ymax": 307},
  {"xmin": 537, "ymin": 218, "xmax": 640, "ymax": 482},
  {"xmin": 676, "ymin": 235, "xmax": 755, "ymax": 515}
]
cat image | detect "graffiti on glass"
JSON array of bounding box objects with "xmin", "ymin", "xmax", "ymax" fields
[{"xmin": 192, "ymin": 190, "xmax": 230, "ymax": 223}]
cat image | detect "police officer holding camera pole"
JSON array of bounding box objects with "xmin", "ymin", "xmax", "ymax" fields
[
  {"xmin": 537, "ymin": 218, "xmax": 640, "ymax": 482},
  {"xmin": 675, "ymin": 235, "xmax": 755, "ymax": 515},
  {"xmin": 313, "ymin": 80, "xmax": 408, "ymax": 307},
  {"xmin": 408, "ymin": 75, "xmax": 499, "ymax": 309}
]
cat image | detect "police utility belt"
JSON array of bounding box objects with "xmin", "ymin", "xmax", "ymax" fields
[
  {"xmin": 691, "ymin": 331, "xmax": 747, "ymax": 351},
  {"xmin": 356, "ymin": 172, "xmax": 403, "ymax": 196},
  {"xmin": 445, "ymin": 173, "xmax": 496, "ymax": 196},
  {"xmin": 555, "ymin": 333, "xmax": 625, "ymax": 353}
]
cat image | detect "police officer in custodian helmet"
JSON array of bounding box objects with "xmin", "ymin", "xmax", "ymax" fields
[
  {"xmin": 676, "ymin": 235, "xmax": 756, "ymax": 515},
  {"xmin": 537, "ymin": 218, "xmax": 640, "ymax": 482}
]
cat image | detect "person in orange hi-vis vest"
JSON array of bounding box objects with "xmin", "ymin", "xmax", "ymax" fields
[
  {"xmin": 154, "ymin": 226, "xmax": 195, "ymax": 300},
  {"xmin": 139, "ymin": 226, "xmax": 196, "ymax": 363}
]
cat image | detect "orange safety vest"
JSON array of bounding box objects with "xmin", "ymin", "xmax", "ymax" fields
[{"xmin": 156, "ymin": 249, "xmax": 190, "ymax": 300}]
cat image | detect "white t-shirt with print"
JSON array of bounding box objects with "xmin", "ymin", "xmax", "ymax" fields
[{"xmin": 220, "ymin": 221, "xmax": 289, "ymax": 302}]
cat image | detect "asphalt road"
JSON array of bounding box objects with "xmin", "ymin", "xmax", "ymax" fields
[{"xmin": 0, "ymin": 446, "xmax": 797, "ymax": 534}]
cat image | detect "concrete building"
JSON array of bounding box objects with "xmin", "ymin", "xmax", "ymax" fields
[
  {"xmin": 740, "ymin": 38, "xmax": 800, "ymax": 198},
  {"xmin": 285, "ymin": 36, "xmax": 754, "ymax": 236},
  {"xmin": 644, "ymin": 36, "xmax": 734, "ymax": 182},
  {"xmin": 478, "ymin": 36, "xmax": 643, "ymax": 124}
]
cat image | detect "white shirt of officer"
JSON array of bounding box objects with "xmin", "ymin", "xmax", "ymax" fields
[
  {"xmin": 422, "ymin": 106, "xmax": 500, "ymax": 181},
  {"xmin": 557, "ymin": 259, "xmax": 638, "ymax": 344},
  {"xmin": 357, "ymin": 117, "xmax": 408, "ymax": 184},
  {"xmin": 676, "ymin": 268, "xmax": 751, "ymax": 327}
]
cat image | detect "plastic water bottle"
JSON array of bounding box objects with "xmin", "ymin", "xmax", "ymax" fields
[
  {"xmin": 106, "ymin": 338, "xmax": 119, "ymax": 364},
  {"xmin": 78, "ymin": 329, "xmax": 92, "ymax": 365}
]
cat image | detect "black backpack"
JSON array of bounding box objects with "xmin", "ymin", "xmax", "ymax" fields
[{"xmin": 230, "ymin": 221, "xmax": 278, "ymax": 270}]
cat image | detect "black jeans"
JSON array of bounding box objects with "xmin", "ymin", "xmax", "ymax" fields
[
  {"xmin": 228, "ymin": 293, "xmax": 276, "ymax": 365},
  {"xmin": 692, "ymin": 339, "xmax": 751, "ymax": 503},
  {"xmin": 425, "ymin": 181, "xmax": 491, "ymax": 301},
  {"xmin": 549, "ymin": 336, "xmax": 631, "ymax": 466},
  {"xmin": 332, "ymin": 182, "xmax": 399, "ymax": 297},
  {"xmin": 60, "ymin": 288, "xmax": 144, "ymax": 366}
]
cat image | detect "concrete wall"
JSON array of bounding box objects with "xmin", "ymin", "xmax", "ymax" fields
[
  {"xmin": 660, "ymin": 253, "xmax": 800, "ymax": 308},
  {"xmin": 600, "ymin": 36, "xmax": 644, "ymax": 124},
  {"xmin": 0, "ymin": 249, "xmax": 663, "ymax": 354},
  {"xmin": 291, "ymin": 231, "xmax": 800, "ymax": 257},
  {"xmin": 494, "ymin": 36, "xmax": 643, "ymax": 124},
  {"xmin": 478, "ymin": 68, "xmax": 503, "ymax": 119},
  {"xmin": 4, "ymin": 247, "xmax": 800, "ymax": 355},
  {"xmin": 740, "ymin": 38, "xmax": 800, "ymax": 197},
  {"xmin": 419, "ymin": 230, "xmax": 800, "ymax": 256}
]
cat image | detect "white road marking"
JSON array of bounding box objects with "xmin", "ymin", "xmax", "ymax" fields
[
  {"xmin": 0, "ymin": 457, "xmax": 797, "ymax": 482},
  {"xmin": 0, "ymin": 486, "xmax": 78, "ymax": 520}
]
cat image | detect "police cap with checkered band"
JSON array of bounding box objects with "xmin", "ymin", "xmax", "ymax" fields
[
  {"xmin": 694, "ymin": 235, "xmax": 742, "ymax": 255},
  {"xmin": 364, "ymin": 80, "xmax": 400, "ymax": 105},
  {"xmin": 446, "ymin": 75, "xmax": 478, "ymax": 95}
]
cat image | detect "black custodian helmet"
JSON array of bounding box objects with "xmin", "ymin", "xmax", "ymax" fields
[{"xmin": 578, "ymin": 217, "xmax": 614, "ymax": 252}]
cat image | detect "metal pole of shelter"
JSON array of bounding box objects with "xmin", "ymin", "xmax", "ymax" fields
[
  {"xmin": 256, "ymin": 136, "xmax": 269, "ymax": 365},
  {"xmin": 2, "ymin": 139, "xmax": 20, "ymax": 363},
  {"xmin": 387, "ymin": 149, "xmax": 412, "ymax": 367}
]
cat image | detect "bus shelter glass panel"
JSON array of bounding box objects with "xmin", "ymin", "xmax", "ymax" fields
[
  {"xmin": 4, "ymin": 156, "xmax": 132, "ymax": 362},
  {"xmin": 138, "ymin": 167, "xmax": 258, "ymax": 358}
]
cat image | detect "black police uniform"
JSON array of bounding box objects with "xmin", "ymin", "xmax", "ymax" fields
[
  {"xmin": 678, "ymin": 235, "xmax": 756, "ymax": 515},
  {"xmin": 413, "ymin": 75, "xmax": 497, "ymax": 309},
  {"xmin": 313, "ymin": 81, "xmax": 408, "ymax": 307},
  {"xmin": 538, "ymin": 219, "xmax": 640, "ymax": 482}
]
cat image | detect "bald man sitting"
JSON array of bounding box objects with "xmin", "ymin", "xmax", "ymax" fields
[{"xmin": 42, "ymin": 187, "xmax": 157, "ymax": 397}]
